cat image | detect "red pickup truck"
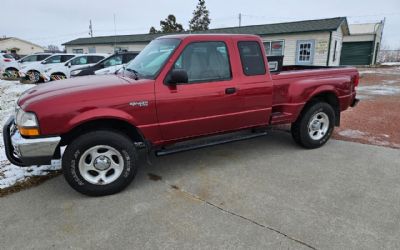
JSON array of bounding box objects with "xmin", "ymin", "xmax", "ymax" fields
[{"xmin": 3, "ymin": 34, "xmax": 359, "ymax": 196}]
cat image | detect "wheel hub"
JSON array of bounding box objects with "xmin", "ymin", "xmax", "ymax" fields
[{"xmin": 93, "ymin": 155, "xmax": 111, "ymax": 171}]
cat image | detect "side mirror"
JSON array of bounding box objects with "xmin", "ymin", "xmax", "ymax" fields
[
  {"xmin": 167, "ymin": 69, "xmax": 188, "ymax": 85},
  {"xmin": 66, "ymin": 62, "xmax": 72, "ymax": 68}
]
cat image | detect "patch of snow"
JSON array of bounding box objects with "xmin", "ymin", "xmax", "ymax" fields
[
  {"xmin": 338, "ymin": 129, "xmax": 395, "ymax": 148},
  {"xmin": 381, "ymin": 62, "xmax": 400, "ymax": 66},
  {"xmin": 357, "ymin": 85, "xmax": 400, "ymax": 96},
  {"xmin": 338, "ymin": 129, "xmax": 366, "ymax": 139},
  {"xmin": 0, "ymin": 80, "xmax": 61, "ymax": 190}
]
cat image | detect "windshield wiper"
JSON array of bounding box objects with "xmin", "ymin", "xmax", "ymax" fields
[{"xmin": 125, "ymin": 68, "xmax": 139, "ymax": 80}]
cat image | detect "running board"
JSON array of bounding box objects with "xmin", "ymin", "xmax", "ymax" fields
[{"xmin": 155, "ymin": 131, "xmax": 268, "ymax": 157}]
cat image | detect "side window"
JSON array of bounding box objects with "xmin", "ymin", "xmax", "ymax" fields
[
  {"xmin": 61, "ymin": 55, "xmax": 74, "ymax": 62},
  {"xmin": 123, "ymin": 53, "xmax": 138, "ymax": 63},
  {"xmin": 103, "ymin": 55, "xmax": 123, "ymax": 67},
  {"xmin": 70, "ymin": 56, "xmax": 88, "ymax": 65},
  {"xmin": 238, "ymin": 41, "xmax": 266, "ymax": 76},
  {"xmin": 173, "ymin": 41, "xmax": 231, "ymax": 83},
  {"xmin": 37, "ymin": 55, "xmax": 50, "ymax": 61},
  {"xmin": 89, "ymin": 56, "xmax": 105, "ymax": 64}
]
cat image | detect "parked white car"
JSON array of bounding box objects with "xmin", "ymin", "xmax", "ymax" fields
[
  {"xmin": 0, "ymin": 53, "xmax": 17, "ymax": 77},
  {"xmin": 44, "ymin": 53, "xmax": 108, "ymax": 81},
  {"xmin": 19, "ymin": 53, "xmax": 76, "ymax": 83},
  {"xmin": 94, "ymin": 64, "xmax": 125, "ymax": 75}
]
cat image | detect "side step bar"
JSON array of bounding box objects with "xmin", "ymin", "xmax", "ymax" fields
[{"xmin": 155, "ymin": 131, "xmax": 268, "ymax": 157}]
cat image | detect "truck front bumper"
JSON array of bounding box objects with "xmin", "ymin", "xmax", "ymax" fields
[{"xmin": 3, "ymin": 117, "xmax": 61, "ymax": 166}]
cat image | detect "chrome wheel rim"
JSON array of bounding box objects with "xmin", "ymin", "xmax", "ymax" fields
[
  {"xmin": 78, "ymin": 145, "xmax": 124, "ymax": 185},
  {"xmin": 308, "ymin": 112, "xmax": 329, "ymax": 140}
]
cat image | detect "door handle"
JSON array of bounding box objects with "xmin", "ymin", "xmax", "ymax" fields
[{"xmin": 225, "ymin": 87, "xmax": 236, "ymax": 95}]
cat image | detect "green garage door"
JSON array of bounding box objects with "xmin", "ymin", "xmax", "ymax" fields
[{"xmin": 340, "ymin": 42, "xmax": 373, "ymax": 65}]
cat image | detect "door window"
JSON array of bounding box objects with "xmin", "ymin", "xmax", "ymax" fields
[
  {"xmin": 173, "ymin": 41, "xmax": 231, "ymax": 83},
  {"xmin": 296, "ymin": 40, "xmax": 315, "ymax": 65},
  {"xmin": 88, "ymin": 56, "xmax": 105, "ymax": 64}
]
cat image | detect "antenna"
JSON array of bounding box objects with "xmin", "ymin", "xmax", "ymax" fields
[
  {"xmin": 89, "ymin": 20, "xmax": 93, "ymax": 37},
  {"xmin": 114, "ymin": 14, "xmax": 117, "ymax": 52},
  {"xmin": 239, "ymin": 13, "xmax": 242, "ymax": 27}
]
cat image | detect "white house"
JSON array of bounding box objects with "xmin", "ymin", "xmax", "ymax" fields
[{"xmin": 0, "ymin": 37, "xmax": 44, "ymax": 56}]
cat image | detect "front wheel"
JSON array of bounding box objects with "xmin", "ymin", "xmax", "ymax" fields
[
  {"xmin": 291, "ymin": 102, "xmax": 335, "ymax": 149},
  {"xmin": 62, "ymin": 130, "xmax": 138, "ymax": 196}
]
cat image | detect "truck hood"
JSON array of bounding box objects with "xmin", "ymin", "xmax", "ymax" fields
[{"xmin": 18, "ymin": 74, "xmax": 138, "ymax": 108}]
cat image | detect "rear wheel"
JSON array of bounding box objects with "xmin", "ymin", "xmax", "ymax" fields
[
  {"xmin": 291, "ymin": 102, "xmax": 335, "ymax": 149},
  {"xmin": 62, "ymin": 130, "xmax": 138, "ymax": 196},
  {"xmin": 27, "ymin": 70, "xmax": 42, "ymax": 83}
]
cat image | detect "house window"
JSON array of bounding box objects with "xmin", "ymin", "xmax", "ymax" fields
[
  {"xmin": 115, "ymin": 47, "xmax": 128, "ymax": 52},
  {"xmin": 296, "ymin": 40, "xmax": 315, "ymax": 65},
  {"xmin": 88, "ymin": 47, "xmax": 96, "ymax": 53},
  {"xmin": 333, "ymin": 40, "xmax": 338, "ymax": 62},
  {"xmin": 263, "ymin": 40, "xmax": 284, "ymax": 56},
  {"xmin": 72, "ymin": 49, "xmax": 84, "ymax": 54}
]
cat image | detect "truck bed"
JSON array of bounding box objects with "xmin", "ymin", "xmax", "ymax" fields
[{"xmin": 269, "ymin": 66, "xmax": 358, "ymax": 125}]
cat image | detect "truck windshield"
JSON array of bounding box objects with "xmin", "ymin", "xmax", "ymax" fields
[{"xmin": 125, "ymin": 38, "xmax": 180, "ymax": 79}]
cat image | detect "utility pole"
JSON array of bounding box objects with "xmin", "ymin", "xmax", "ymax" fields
[
  {"xmin": 89, "ymin": 20, "xmax": 93, "ymax": 37},
  {"xmin": 239, "ymin": 13, "xmax": 242, "ymax": 27},
  {"xmin": 113, "ymin": 14, "xmax": 117, "ymax": 52}
]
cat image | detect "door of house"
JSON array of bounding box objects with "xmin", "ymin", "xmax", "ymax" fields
[{"xmin": 296, "ymin": 40, "xmax": 315, "ymax": 65}]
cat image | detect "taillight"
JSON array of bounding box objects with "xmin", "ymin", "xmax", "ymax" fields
[
  {"xmin": 3, "ymin": 59, "xmax": 12, "ymax": 62},
  {"xmin": 353, "ymin": 74, "xmax": 359, "ymax": 87}
]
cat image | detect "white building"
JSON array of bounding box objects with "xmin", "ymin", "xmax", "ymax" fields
[
  {"xmin": 64, "ymin": 17, "xmax": 383, "ymax": 66},
  {"xmin": 341, "ymin": 21, "xmax": 385, "ymax": 65},
  {"xmin": 0, "ymin": 37, "xmax": 44, "ymax": 56}
]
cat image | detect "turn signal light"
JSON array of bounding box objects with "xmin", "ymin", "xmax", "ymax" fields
[{"xmin": 18, "ymin": 127, "xmax": 40, "ymax": 136}]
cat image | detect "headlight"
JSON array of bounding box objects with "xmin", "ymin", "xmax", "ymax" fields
[
  {"xmin": 71, "ymin": 70, "xmax": 82, "ymax": 76},
  {"xmin": 15, "ymin": 107, "xmax": 40, "ymax": 136},
  {"xmin": 44, "ymin": 68, "xmax": 52, "ymax": 73}
]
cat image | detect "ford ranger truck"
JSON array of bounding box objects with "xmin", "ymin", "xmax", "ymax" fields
[{"xmin": 3, "ymin": 34, "xmax": 359, "ymax": 196}]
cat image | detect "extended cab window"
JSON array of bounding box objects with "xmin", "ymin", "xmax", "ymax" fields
[
  {"xmin": 238, "ymin": 41, "xmax": 266, "ymax": 76},
  {"xmin": 173, "ymin": 41, "xmax": 231, "ymax": 83}
]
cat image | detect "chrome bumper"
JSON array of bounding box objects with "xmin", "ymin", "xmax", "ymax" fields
[{"xmin": 3, "ymin": 116, "xmax": 61, "ymax": 166}]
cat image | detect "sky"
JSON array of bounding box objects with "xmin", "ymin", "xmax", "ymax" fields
[{"xmin": 1, "ymin": 0, "xmax": 399, "ymax": 49}]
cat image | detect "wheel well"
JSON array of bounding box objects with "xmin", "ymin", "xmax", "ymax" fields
[
  {"xmin": 60, "ymin": 119, "xmax": 146, "ymax": 146},
  {"xmin": 307, "ymin": 92, "xmax": 340, "ymax": 126},
  {"xmin": 5, "ymin": 67, "xmax": 18, "ymax": 71},
  {"xmin": 51, "ymin": 72, "xmax": 66, "ymax": 76}
]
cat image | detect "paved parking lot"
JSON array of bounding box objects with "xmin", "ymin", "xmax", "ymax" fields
[{"xmin": 1, "ymin": 130, "xmax": 399, "ymax": 249}]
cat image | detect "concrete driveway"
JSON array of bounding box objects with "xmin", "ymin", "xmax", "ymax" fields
[{"xmin": 1, "ymin": 130, "xmax": 399, "ymax": 250}]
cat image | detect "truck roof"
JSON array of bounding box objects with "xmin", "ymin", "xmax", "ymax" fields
[{"xmin": 156, "ymin": 33, "xmax": 261, "ymax": 41}]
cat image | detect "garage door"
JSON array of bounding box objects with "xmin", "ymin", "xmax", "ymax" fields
[{"xmin": 340, "ymin": 42, "xmax": 373, "ymax": 66}]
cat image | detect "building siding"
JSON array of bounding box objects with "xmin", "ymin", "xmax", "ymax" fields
[
  {"xmin": 0, "ymin": 38, "xmax": 44, "ymax": 55},
  {"xmin": 260, "ymin": 32, "xmax": 331, "ymax": 66}
]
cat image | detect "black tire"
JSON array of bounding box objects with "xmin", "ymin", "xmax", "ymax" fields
[
  {"xmin": 62, "ymin": 130, "xmax": 138, "ymax": 196},
  {"xmin": 291, "ymin": 102, "xmax": 335, "ymax": 149}
]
